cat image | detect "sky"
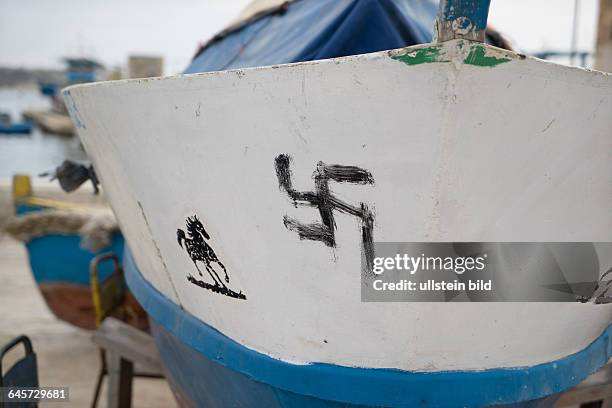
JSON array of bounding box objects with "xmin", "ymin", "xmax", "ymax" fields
[{"xmin": 0, "ymin": 0, "xmax": 600, "ymax": 75}]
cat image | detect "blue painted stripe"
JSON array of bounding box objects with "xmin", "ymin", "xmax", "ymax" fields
[
  {"xmin": 437, "ymin": 0, "xmax": 491, "ymax": 31},
  {"xmin": 124, "ymin": 249, "xmax": 612, "ymax": 407}
]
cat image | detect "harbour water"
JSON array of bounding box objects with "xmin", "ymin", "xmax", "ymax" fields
[{"xmin": 0, "ymin": 86, "xmax": 87, "ymax": 179}]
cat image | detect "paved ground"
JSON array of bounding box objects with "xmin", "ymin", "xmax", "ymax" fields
[{"xmin": 0, "ymin": 180, "xmax": 176, "ymax": 407}]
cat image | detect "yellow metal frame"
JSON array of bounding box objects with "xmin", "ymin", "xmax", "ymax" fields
[
  {"xmin": 12, "ymin": 174, "xmax": 32, "ymax": 200},
  {"xmin": 90, "ymin": 253, "xmax": 127, "ymax": 328},
  {"xmin": 12, "ymin": 174, "xmax": 88, "ymax": 210}
]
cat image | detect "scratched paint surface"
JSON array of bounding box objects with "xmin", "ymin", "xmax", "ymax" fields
[
  {"xmin": 390, "ymin": 40, "xmax": 512, "ymax": 67},
  {"xmin": 65, "ymin": 39, "xmax": 612, "ymax": 371},
  {"xmin": 391, "ymin": 45, "xmax": 447, "ymax": 65},
  {"xmin": 464, "ymin": 43, "xmax": 512, "ymax": 67}
]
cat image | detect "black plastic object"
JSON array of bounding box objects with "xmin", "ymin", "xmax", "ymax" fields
[
  {"xmin": 0, "ymin": 335, "xmax": 38, "ymax": 408},
  {"xmin": 40, "ymin": 160, "xmax": 99, "ymax": 194}
]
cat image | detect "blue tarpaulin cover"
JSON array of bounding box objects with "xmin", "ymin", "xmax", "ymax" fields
[{"xmin": 184, "ymin": 0, "xmax": 439, "ymax": 73}]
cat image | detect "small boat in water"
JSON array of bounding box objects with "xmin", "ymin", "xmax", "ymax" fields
[
  {"xmin": 21, "ymin": 110, "xmax": 73, "ymax": 136},
  {"xmin": 64, "ymin": 0, "xmax": 611, "ymax": 406},
  {"xmin": 0, "ymin": 112, "xmax": 32, "ymax": 135},
  {"xmin": 4, "ymin": 175, "xmax": 133, "ymax": 329}
]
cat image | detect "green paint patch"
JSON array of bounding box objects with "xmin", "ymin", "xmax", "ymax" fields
[
  {"xmin": 464, "ymin": 44, "xmax": 511, "ymax": 67},
  {"xmin": 392, "ymin": 46, "xmax": 448, "ymax": 66},
  {"xmin": 393, "ymin": 41, "xmax": 513, "ymax": 68}
]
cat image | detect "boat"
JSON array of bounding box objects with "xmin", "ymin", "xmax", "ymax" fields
[
  {"xmin": 3, "ymin": 175, "xmax": 143, "ymax": 330},
  {"xmin": 21, "ymin": 110, "xmax": 73, "ymax": 136},
  {"xmin": 0, "ymin": 112, "xmax": 32, "ymax": 135},
  {"xmin": 21, "ymin": 59, "xmax": 105, "ymax": 137},
  {"xmin": 63, "ymin": 0, "xmax": 611, "ymax": 406}
]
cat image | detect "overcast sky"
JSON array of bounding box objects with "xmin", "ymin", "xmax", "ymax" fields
[{"xmin": 0, "ymin": 0, "xmax": 600, "ymax": 74}]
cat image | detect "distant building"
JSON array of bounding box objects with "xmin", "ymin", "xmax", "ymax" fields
[
  {"xmin": 106, "ymin": 67, "xmax": 123, "ymax": 81},
  {"xmin": 128, "ymin": 55, "xmax": 164, "ymax": 78},
  {"xmin": 64, "ymin": 58, "xmax": 105, "ymax": 84}
]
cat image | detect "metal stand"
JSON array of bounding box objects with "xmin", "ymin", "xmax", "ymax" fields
[{"xmin": 92, "ymin": 318, "xmax": 164, "ymax": 408}]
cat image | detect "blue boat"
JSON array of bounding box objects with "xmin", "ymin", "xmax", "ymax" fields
[
  {"xmin": 0, "ymin": 122, "xmax": 32, "ymax": 134},
  {"xmin": 0, "ymin": 113, "xmax": 32, "ymax": 134},
  {"xmin": 64, "ymin": 0, "xmax": 612, "ymax": 406},
  {"xmin": 7, "ymin": 175, "xmax": 126, "ymax": 329},
  {"xmin": 39, "ymin": 82, "xmax": 59, "ymax": 97}
]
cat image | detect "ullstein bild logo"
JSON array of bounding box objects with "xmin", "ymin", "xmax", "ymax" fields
[{"xmin": 361, "ymin": 242, "xmax": 612, "ymax": 303}]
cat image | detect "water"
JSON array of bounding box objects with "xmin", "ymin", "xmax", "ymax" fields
[{"xmin": 0, "ymin": 86, "xmax": 87, "ymax": 179}]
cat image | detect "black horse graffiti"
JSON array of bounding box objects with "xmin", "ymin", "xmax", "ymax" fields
[{"xmin": 177, "ymin": 215, "xmax": 246, "ymax": 300}]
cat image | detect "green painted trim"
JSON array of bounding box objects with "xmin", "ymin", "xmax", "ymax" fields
[
  {"xmin": 391, "ymin": 46, "xmax": 448, "ymax": 66},
  {"xmin": 391, "ymin": 41, "xmax": 512, "ymax": 68},
  {"xmin": 464, "ymin": 44, "xmax": 511, "ymax": 67}
]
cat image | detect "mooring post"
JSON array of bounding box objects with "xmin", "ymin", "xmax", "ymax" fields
[{"xmin": 434, "ymin": 0, "xmax": 492, "ymax": 43}]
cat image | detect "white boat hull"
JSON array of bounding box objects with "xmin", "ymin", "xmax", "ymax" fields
[{"xmin": 64, "ymin": 39, "xmax": 611, "ymax": 379}]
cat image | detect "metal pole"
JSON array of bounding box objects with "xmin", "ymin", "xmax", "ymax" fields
[
  {"xmin": 434, "ymin": 0, "xmax": 492, "ymax": 43},
  {"xmin": 570, "ymin": 0, "xmax": 580, "ymax": 65}
]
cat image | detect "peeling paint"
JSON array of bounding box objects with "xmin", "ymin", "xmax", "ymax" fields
[
  {"xmin": 391, "ymin": 46, "xmax": 448, "ymax": 66},
  {"xmin": 62, "ymin": 90, "xmax": 86, "ymax": 130},
  {"xmin": 464, "ymin": 44, "xmax": 511, "ymax": 67},
  {"xmin": 392, "ymin": 41, "xmax": 512, "ymax": 68}
]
